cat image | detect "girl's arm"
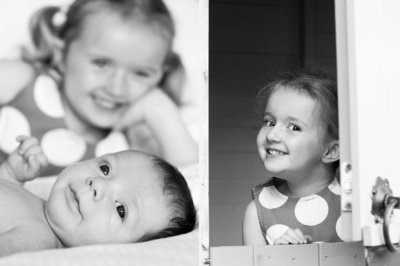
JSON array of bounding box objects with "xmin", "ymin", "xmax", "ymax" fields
[
  {"xmin": 0, "ymin": 60, "xmax": 35, "ymax": 105},
  {"xmin": 115, "ymin": 88, "xmax": 198, "ymax": 166},
  {"xmin": 243, "ymin": 200, "xmax": 268, "ymax": 246}
]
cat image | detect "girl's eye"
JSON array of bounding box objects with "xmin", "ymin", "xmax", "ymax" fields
[
  {"xmin": 94, "ymin": 59, "xmax": 108, "ymax": 68},
  {"xmin": 263, "ymin": 120, "xmax": 275, "ymax": 127},
  {"xmin": 100, "ymin": 165, "xmax": 109, "ymax": 175},
  {"xmin": 135, "ymin": 70, "xmax": 150, "ymax": 77},
  {"xmin": 288, "ymin": 124, "xmax": 301, "ymax": 131},
  {"xmin": 116, "ymin": 202, "xmax": 125, "ymax": 220}
]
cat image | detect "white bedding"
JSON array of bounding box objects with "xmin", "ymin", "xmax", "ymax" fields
[{"xmin": 0, "ymin": 230, "xmax": 199, "ymax": 266}]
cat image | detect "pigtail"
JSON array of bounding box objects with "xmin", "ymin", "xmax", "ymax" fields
[
  {"xmin": 22, "ymin": 6, "xmax": 64, "ymax": 82},
  {"xmin": 160, "ymin": 51, "xmax": 185, "ymax": 106}
]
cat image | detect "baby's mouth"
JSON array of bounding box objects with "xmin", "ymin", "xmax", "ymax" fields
[
  {"xmin": 266, "ymin": 148, "xmax": 287, "ymax": 156},
  {"xmin": 69, "ymin": 186, "xmax": 81, "ymax": 215}
]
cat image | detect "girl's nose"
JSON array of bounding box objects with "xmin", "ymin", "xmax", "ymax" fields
[
  {"xmin": 86, "ymin": 177, "xmax": 107, "ymax": 202},
  {"xmin": 106, "ymin": 69, "xmax": 127, "ymax": 98},
  {"xmin": 266, "ymin": 126, "xmax": 281, "ymax": 143}
]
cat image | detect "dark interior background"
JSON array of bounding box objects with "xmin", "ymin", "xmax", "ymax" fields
[{"xmin": 209, "ymin": 0, "xmax": 337, "ymax": 246}]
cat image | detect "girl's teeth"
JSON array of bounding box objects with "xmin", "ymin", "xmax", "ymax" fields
[
  {"xmin": 94, "ymin": 97, "xmax": 117, "ymax": 109},
  {"xmin": 268, "ymin": 149, "xmax": 284, "ymax": 155}
]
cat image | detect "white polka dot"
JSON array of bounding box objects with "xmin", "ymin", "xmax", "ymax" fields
[
  {"xmin": 34, "ymin": 75, "xmax": 64, "ymax": 118},
  {"xmin": 328, "ymin": 178, "xmax": 341, "ymax": 195},
  {"xmin": 336, "ymin": 215, "xmax": 352, "ymax": 242},
  {"xmin": 95, "ymin": 131, "xmax": 130, "ymax": 157},
  {"xmin": 295, "ymin": 195, "xmax": 329, "ymax": 226},
  {"xmin": 266, "ymin": 234, "xmax": 274, "ymax": 245},
  {"xmin": 259, "ymin": 186, "xmax": 288, "ymax": 209},
  {"xmin": 42, "ymin": 129, "xmax": 86, "ymax": 166},
  {"xmin": 0, "ymin": 106, "xmax": 31, "ymax": 153},
  {"xmin": 266, "ymin": 224, "xmax": 289, "ymax": 243}
]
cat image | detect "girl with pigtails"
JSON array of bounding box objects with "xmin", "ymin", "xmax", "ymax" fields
[{"xmin": 0, "ymin": 0, "xmax": 198, "ymax": 176}]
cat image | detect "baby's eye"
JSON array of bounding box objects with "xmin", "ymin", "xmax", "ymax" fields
[
  {"xmin": 288, "ymin": 124, "xmax": 301, "ymax": 131},
  {"xmin": 100, "ymin": 165, "xmax": 109, "ymax": 175},
  {"xmin": 116, "ymin": 202, "xmax": 125, "ymax": 220}
]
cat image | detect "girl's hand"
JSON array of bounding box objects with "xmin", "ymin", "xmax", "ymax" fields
[
  {"xmin": 5, "ymin": 136, "xmax": 48, "ymax": 184},
  {"xmin": 113, "ymin": 88, "xmax": 176, "ymax": 131},
  {"xmin": 273, "ymin": 228, "xmax": 312, "ymax": 245},
  {"xmin": 113, "ymin": 88, "xmax": 198, "ymax": 166}
]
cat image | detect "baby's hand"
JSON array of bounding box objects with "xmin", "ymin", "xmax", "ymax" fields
[
  {"xmin": 273, "ymin": 228, "xmax": 312, "ymax": 245},
  {"xmin": 6, "ymin": 136, "xmax": 48, "ymax": 183}
]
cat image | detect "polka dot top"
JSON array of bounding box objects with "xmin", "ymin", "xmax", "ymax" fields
[
  {"xmin": 252, "ymin": 177, "xmax": 344, "ymax": 244},
  {"xmin": 0, "ymin": 74, "xmax": 129, "ymax": 177}
]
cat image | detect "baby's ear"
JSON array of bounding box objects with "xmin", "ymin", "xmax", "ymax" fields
[{"xmin": 322, "ymin": 140, "xmax": 339, "ymax": 163}]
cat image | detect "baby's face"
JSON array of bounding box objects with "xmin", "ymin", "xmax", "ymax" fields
[{"xmin": 45, "ymin": 150, "xmax": 170, "ymax": 247}]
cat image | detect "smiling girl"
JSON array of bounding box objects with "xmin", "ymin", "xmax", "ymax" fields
[
  {"xmin": 0, "ymin": 0, "xmax": 198, "ymax": 176},
  {"xmin": 243, "ymin": 66, "xmax": 343, "ymax": 245}
]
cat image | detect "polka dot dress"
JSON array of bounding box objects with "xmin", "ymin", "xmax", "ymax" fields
[
  {"xmin": 252, "ymin": 177, "xmax": 344, "ymax": 244},
  {"xmin": 0, "ymin": 74, "xmax": 129, "ymax": 176}
]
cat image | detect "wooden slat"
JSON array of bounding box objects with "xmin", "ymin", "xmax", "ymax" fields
[
  {"xmin": 211, "ymin": 0, "xmax": 300, "ymax": 6},
  {"xmin": 211, "ymin": 246, "xmax": 254, "ymax": 266},
  {"xmin": 254, "ymin": 245, "xmax": 319, "ymax": 266},
  {"xmin": 210, "ymin": 53, "xmax": 300, "ymax": 79},
  {"xmin": 315, "ymin": 3, "xmax": 336, "ymax": 32},
  {"xmin": 315, "ymin": 33, "xmax": 336, "ymax": 57},
  {"xmin": 210, "ymin": 29, "xmax": 300, "ymax": 55},
  {"xmin": 210, "ymin": 152, "xmax": 269, "ymax": 180},
  {"xmin": 210, "ymin": 204, "xmax": 248, "ymax": 246},
  {"xmin": 319, "ymin": 241, "xmax": 365, "ymax": 266},
  {"xmin": 209, "ymin": 98, "xmax": 259, "ymax": 127},
  {"xmin": 210, "ymin": 126, "xmax": 259, "ymax": 152},
  {"xmin": 210, "ymin": 179, "xmax": 256, "ymax": 205},
  {"xmin": 209, "ymin": 77, "xmax": 263, "ymax": 99},
  {"xmin": 210, "ymin": 3, "xmax": 300, "ymax": 31}
]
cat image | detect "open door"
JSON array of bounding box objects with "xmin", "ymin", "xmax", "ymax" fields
[{"xmin": 335, "ymin": 0, "xmax": 400, "ymax": 263}]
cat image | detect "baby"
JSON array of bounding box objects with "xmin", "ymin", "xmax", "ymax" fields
[{"xmin": 0, "ymin": 136, "xmax": 196, "ymax": 256}]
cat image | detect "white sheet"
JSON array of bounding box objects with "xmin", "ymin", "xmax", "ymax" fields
[{"xmin": 0, "ymin": 229, "xmax": 199, "ymax": 266}]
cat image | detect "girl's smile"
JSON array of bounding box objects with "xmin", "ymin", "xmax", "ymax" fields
[
  {"xmin": 266, "ymin": 148, "xmax": 288, "ymax": 156},
  {"xmin": 91, "ymin": 93, "xmax": 126, "ymax": 110}
]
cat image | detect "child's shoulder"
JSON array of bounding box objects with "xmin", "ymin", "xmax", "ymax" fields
[
  {"xmin": 0, "ymin": 60, "xmax": 36, "ymax": 105},
  {"xmin": 252, "ymin": 177, "xmax": 284, "ymax": 193}
]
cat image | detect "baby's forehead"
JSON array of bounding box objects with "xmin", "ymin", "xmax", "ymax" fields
[
  {"xmin": 106, "ymin": 150, "xmax": 153, "ymax": 165},
  {"xmin": 106, "ymin": 151, "xmax": 162, "ymax": 181}
]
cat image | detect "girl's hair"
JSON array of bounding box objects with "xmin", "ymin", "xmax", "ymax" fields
[
  {"xmin": 257, "ymin": 64, "xmax": 339, "ymax": 143},
  {"xmin": 139, "ymin": 156, "xmax": 197, "ymax": 242},
  {"xmin": 22, "ymin": 0, "xmax": 184, "ymax": 104}
]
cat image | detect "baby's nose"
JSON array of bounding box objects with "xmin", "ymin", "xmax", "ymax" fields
[{"xmin": 86, "ymin": 177, "xmax": 106, "ymax": 201}]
